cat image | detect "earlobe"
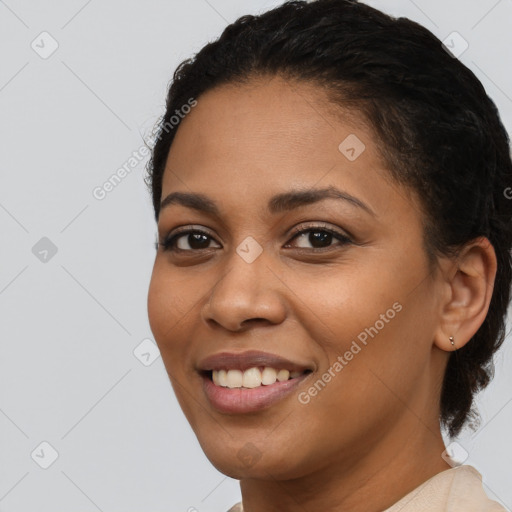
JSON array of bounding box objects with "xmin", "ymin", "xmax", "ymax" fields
[{"xmin": 433, "ymin": 237, "xmax": 497, "ymax": 353}]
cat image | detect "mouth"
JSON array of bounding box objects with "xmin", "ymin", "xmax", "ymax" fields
[
  {"xmin": 202, "ymin": 366, "xmax": 312, "ymax": 388},
  {"xmin": 197, "ymin": 351, "xmax": 314, "ymax": 414}
]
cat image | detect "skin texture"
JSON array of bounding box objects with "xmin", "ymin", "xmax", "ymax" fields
[{"xmin": 147, "ymin": 76, "xmax": 497, "ymax": 512}]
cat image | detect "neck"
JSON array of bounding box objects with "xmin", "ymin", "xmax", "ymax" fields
[{"xmin": 238, "ymin": 416, "xmax": 451, "ymax": 512}]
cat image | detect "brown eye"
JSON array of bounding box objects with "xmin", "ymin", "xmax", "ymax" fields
[
  {"xmin": 286, "ymin": 226, "xmax": 352, "ymax": 250},
  {"xmin": 161, "ymin": 230, "xmax": 221, "ymax": 252},
  {"xmin": 301, "ymin": 230, "xmax": 333, "ymax": 248}
]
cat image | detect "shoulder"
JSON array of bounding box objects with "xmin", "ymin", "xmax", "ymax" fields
[
  {"xmin": 385, "ymin": 465, "xmax": 506, "ymax": 512},
  {"xmin": 226, "ymin": 466, "xmax": 506, "ymax": 512}
]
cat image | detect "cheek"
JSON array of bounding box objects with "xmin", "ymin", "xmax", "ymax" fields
[
  {"xmin": 308, "ymin": 289, "xmax": 437, "ymax": 437},
  {"xmin": 147, "ymin": 265, "xmax": 188, "ymax": 362},
  {"xmin": 294, "ymin": 259, "xmax": 401, "ymax": 345},
  {"xmin": 294, "ymin": 315, "xmax": 414, "ymax": 448},
  {"xmin": 147, "ymin": 271, "xmax": 168, "ymax": 342},
  {"xmin": 147, "ymin": 263, "xmax": 209, "ymax": 396},
  {"xmin": 299, "ymin": 255, "xmax": 429, "ymax": 392},
  {"xmin": 148, "ymin": 262, "xmax": 189, "ymax": 336},
  {"xmin": 147, "ymin": 271, "xmax": 199, "ymax": 409}
]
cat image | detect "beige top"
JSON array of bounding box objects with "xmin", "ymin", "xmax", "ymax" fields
[{"xmin": 226, "ymin": 465, "xmax": 506, "ymax": 511}]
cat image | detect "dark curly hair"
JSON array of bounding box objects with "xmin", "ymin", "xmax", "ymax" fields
[{"xmin": 145, "ymin": 0, "xmax": 512, "ymax": 437}]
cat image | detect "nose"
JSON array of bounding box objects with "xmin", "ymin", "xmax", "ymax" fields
[{"xmin": 201, "ymin": 248, "xmax": 287, "ymax": 332}]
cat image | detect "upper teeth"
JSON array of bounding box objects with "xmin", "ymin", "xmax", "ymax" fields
[{"xmin": 212, "ymin": 367, "xmax": 303, "ymax": 388}]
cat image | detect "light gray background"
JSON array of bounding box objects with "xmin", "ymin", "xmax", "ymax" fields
[{"xmin": 1, "ymin": 0, "xmax": 511, "ymax": 511}]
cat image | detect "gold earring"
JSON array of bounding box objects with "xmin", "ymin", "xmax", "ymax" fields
[{"xmin": 449, "ymin": 336, "xmax": 455, "ymax": 347}]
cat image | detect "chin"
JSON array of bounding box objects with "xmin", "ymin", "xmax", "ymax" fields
[{"xmin": 197, "ymin": 435, "xmax": 313, "ymax": 481}]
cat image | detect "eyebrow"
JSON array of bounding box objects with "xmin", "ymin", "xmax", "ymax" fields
[{"xmin": 159, "ymin": 185, "xmax": 376, "ymax": 217}]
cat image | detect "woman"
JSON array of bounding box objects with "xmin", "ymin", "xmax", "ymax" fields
[{"xmin": 145, "ymin": 1, "xmax": 512, "ymax": 510}]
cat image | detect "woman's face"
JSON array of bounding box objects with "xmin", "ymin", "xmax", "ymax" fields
[{"xmin": 147, "ymin": 76, "xmax": 449, "ymax": 480}]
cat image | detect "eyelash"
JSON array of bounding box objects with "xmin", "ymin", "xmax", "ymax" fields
[{"xmin": 157, "ymin": 223, "xmax": 352, "ymax": 253}]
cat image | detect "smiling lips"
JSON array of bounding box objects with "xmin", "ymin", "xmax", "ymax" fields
[
  {"xmin": 213, "ymin": 367, "xmax": 303, "ymax": 388},
  {"xmin": 197, "ymin": 350, "xmax": 313, "ymax": 413}
]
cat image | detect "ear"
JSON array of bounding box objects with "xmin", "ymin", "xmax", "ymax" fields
[{"xmin": 433, "ymin": 237, "xmax": 497, "ymax": 352}]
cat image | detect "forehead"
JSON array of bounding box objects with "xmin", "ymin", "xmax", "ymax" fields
[
  {"xmin": 161, "ymin": 76, "xmax": 413, "ymax": 221},
  {"xmin": 169, "ymin": 75, "xmax": 369, "ymax": 160}
]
